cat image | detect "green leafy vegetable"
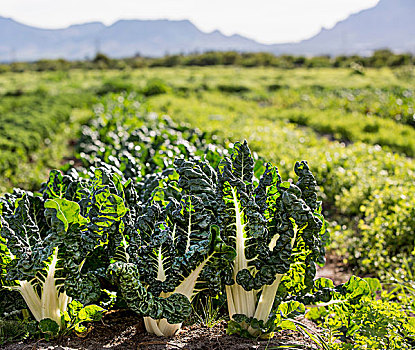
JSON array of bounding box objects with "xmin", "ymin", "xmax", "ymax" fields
[
  {"xmin": 0, "ymin": 168, "xmax": 127, "ymax": 330},
  {"xmin": 108, "ymin": 175, "xmax": 235, "ymax": 336},
  {"xmin": 174, "ymin": 140, "xmax": 327, "ymax": 337}
]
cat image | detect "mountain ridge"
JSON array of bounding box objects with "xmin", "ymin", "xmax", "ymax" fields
[
  {"xmin": 274, "ymin": 0, "xmax": 415, "ymax": 55},
  {"xmin": 1, "ymin": 0, "xmax": 414, "ymax": 62}
]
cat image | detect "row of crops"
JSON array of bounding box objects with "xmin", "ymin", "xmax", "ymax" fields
[
  {"xmin": 1, "ymin": 67, "xmax": 413, "ymax": 183},
  {"xmin": 1, "ymin": 94, "xmax": 414, "ymax": 348},
  {"xmin": 0, "ymin": 89, "xmax": 96, "ymax": 193},
  {"xmin": 147, "ymin": 86, "xmax": 415, "ymax": 157}
]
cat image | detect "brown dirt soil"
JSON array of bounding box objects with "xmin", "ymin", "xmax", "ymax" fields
[
  {"xmin": 3, "ymin": 310, "xmax": 322, "ymax": 350},
  {"xmin": 3, "ymin": 258, "xmax": 347, "ymax": 350},
  {"xmin": 316, "ymin": 253, "xmax": 351, "ymax": 285}
]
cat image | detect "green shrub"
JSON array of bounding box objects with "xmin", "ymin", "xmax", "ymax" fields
[
  {"xmin": 354, "ymin": 184, "xmax": 415, "ymax": 274},
  {"xmin": 141, "ymin": 79, "xmax": 170, "ymax": 96},
  {"xmin": 217, "ymin": 84, "xmax": 250, "ymax": 93},
  {"xmin": 96, "ymin": 79, "xmax": 134, "ymax": 95},
  {"xmin": 307, "ymin": 279, "xmax": 415, "ymax": 349}
]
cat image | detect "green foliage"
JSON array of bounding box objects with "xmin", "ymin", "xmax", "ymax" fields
[
  {"xmin": 62, "ymin": 300, "xmax": 105, "ymax": 334},
  {"xmin": 38, "ymin": 318, "xmax": 60, "ymax": 339},
  {"xmin": 141, "ymin": 79, "xmax": 170, "ymax": 96},
  {"xmin": 142, "ymin": 69, "xmax": 415, "ymax": 277},
  {"xmin": 65, "ymin": 99, "xmax": 330, "ymax": 338},
  {"xmin": 0, "ymin": 311, "xmax": 38, "ymax": 345},
  {"xmin": 33, "ymin": 59, "xmax": 71, "ymax": 72},
  {"xmin": 0, "ymin": 89, "xmax": 95, "ymax": 192},
  {"xmin": 3, "ymin": 50, "xmax": 414, "ymax": 72},
  {"xmin": 227, "ymin": 301, "xmax": 305, "ymax": 338},
  {"xmin": 355, "ymin": 184, "xmax": 415, "ymax": 275},
  {"xmin": 0, "ymin": 301, "xmax": 105, "ymax": 343},
  {"xmin": 96, "ymin": 78, "xmax": 134, "ymax": 95},
  {"xmin": 71, "ymin": 93, "xmax": 226, "ymax": 183},
  {"xmin": 69, "ymin": 88, "xmax": 415, "ymax": 283},
  {"xmin": 0, "ymin": 93, "xmax": 69, "ymax": 175},
  {"xmin": 172, "ymin": 141, "xmax": 327, "ymax": 337},
  {"xmin": 307, "ymin": 278, "xmax": 415, "ymax": 349},
  {"xmin": 60, "ymin": 93, "xmax": 234, "ymax": 336},
  {"xmin": 0, "ymin": 168, "xmax": 127, "ymax": 327},
  {"xmin": 282, "ymin": 108, "xmax": 415, "ymax": 157},
  {"xmin": 276, "ymin": 85, "xmax": 415, "ymax": 129},
  {"xmin": 108, "ymin": 189, "xmax": 236, "ymax": 335}
]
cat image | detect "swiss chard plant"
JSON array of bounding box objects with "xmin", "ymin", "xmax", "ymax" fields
[
  {"xmin": 0, "ymin": 168, "xmax": 127, "ymax": 332},
  {"xmin": 174, "ymin": 141, "xmax": 328, "ymax": 337},
  {"xmin": 108, "ymin": 179, "xmax": 236, "ymax": 336}
]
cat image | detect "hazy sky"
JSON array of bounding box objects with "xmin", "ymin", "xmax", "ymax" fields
[{"xmin": 2, "ymin": 0, "xmax": 379, "ymax": 44}]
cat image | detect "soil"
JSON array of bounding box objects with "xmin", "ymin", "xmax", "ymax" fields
[
  {"xmin": 4, "ymin": 310, "xmax": 321, "ymax": 350},
  {"xmin": 316, "ymin": 253, "xmax": 352, "ymax": 285},
  {"xmin": 3, "ymin": 258, "xmax": 346, "ymax": 350}
]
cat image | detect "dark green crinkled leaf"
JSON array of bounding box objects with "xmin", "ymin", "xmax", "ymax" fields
[
  {"xmin": 0, "ymin": 168, "xmax": 128, "ymax": 305},
  {"xmin": 38, "ymin": 318, "xmax": 60, "ymax": 338},
  {"xmin": 172, "ymin": 140, "xmax": 326, "ymax": 337},
  {"xmin": 107, "ymin": 262, "xmax": 192, "ymax": 324}
]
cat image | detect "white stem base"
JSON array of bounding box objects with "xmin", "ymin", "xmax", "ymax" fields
[
  {"xmin": 248, "ymin": 274, "xmax": 283, "ymax": 336},
  {"xmin": 144, "ymin": 257, "xmax": 210, "ymax": 337},
  {"xmin": 144, "ymin": 317, "xmax": 182, "ymax": 337},
  {"xmin": 14, "ymin": 249, "xmax": 71, "ymax": 329}
]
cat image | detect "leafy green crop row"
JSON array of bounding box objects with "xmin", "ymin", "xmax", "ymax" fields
[
  {"xmin": 151, "ymin": 89, "xmax": 415, "ymax": 158},
  {"xmin": 0, "ymin": 89, "xmax": 95, "ymax": 192},
  {"xmin": 67, "ymin": 95, "xmax": 415, "ymax": 347},
  {"xmin": 0, "ymin": 93, "xmax": 68, "ymax": 173},
  {"xmin": 62, "ymin": 87, "xmax": 415, "ymax": 279},
  {"xmin": 264, "ymin": 85, "xmax": 415, "ymax": 128},
  {"xmin": 72, "ymin": 93, "xmax": 415, "ymax": 283},
  {"xmin": 1, "ymin": 94, "xmax": 328, "ymax": 339}
]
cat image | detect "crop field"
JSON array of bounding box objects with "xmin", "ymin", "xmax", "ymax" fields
[{"xmin": 1, "ymin": 66, "xmax": 414, "ymax": 349}]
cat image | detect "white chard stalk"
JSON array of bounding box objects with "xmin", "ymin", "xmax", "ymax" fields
[
  {"xmin": 226, "ymin": 187, "xmax": 256, "ymax": 321},
  {"xmin": 13, "ymin": 248, "xmax": 71, "ymax": 328},
  {"xmin": 226, "ymin": 185, "xmax": 299, "ymax": 336},
  {"xmin": 145, "ymin": 257, "xmax": 211, "ymax": 336}
]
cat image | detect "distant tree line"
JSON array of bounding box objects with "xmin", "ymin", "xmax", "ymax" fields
[{"xmin": 0, "ymin": 49, "xmax": 414, "ymax": 73}]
